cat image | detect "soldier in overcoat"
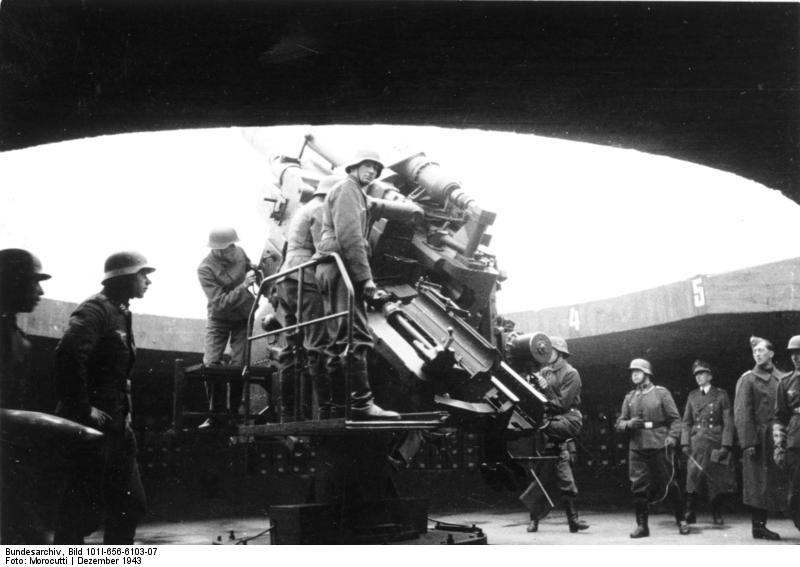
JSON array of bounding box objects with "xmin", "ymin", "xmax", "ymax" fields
[
  {"xmin": 615, "ymin": 358, "xmax": 690, "ymax": 538},
  {"xmin": 734, "ymin": 336, "xmax": 790, "ymax": 540},
  {"xmin": 773, "ymin": 334, "xmax": 800, "ymax": 532},
  {"xmin": 680, "ymin": 360, "xmax": 736, "ymax": 525}
]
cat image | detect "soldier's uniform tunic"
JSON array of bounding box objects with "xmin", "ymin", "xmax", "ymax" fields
[
  {"xmin": 734, "ymin": 366, "xmax": 789, "ymax": 511},
  {"xmin": 681, "ymin": 385, "xmax": 737, "ymax": 500},
  {"xmin": 617, "ymin": 385, "xmax": 682, "ymax": 503},
  {"xmin": 774, "ymin": 369, "xmax": 800, "ymax": 528}
]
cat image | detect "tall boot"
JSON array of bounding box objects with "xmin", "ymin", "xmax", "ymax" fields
[
  {"xmin": 272, "ymin": 362, "xmax": 296, "ymax": 423},
  {"xmin": 308, "ymin": 353, "xmax": 332, "ymax": 420},
  {"xmin": 562, "ymin": 493, "xmax": 589, "ymax": 532},
  {"xmin": 752, "ymin": 508, "xmax": 781, "ymax": 540},
  {"xmin": 347, "ymin": 351, "xmax": 399, "ymax": 420},
  {"xmin": 710, "ymin": 494, "xmax": 724, "ymax": 525},
  {"xmin": 684, "ymin": 492, "xmax": 697, "ymax": 524},
  {"xmin": 630, "ymin": 502, "xmax": 649, "ymax": 538},
  {"xmin": 526, "ymin": 513, "xmax": 538, "ymax": 533},
  {"xmin": 671, "ymin": 486, "xmax": 691, "ymax": 535}
]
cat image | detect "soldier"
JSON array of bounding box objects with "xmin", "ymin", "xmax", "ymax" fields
[
  {"xmin": 197, "ymin": 227, "xmax": 258, "ymax": 428},
  {"xmin": 274, "ymin": 175, "xmax": 342, "ymax": 420},
  {"xmin": 615, "ymin": 358, "xmax": 690, "ymax": 537},
  {"xmin": 772, "ymin": 334, "xmax": 800, "ymax": 532},
  {"xmin": 527, "ymin": 336, "xmax": 589, "ymax": 533},
  {"xmin": 0, "ymin": 248, "xmax": 50, "ymax": 409},
  {"xmin": 314, "ymin": 149, "xmax": 399, "ymax": 420},
  {"xmin": 733, "ymin": 336, "xmax": 789, "ymax": 540},
  {"xmin": 0, "ymin": 248, "xmax": 51, "ymax": 543},
  {"xmin": 680, "ymin": 360, "xmax": 736, "ymax": 525},
  {"xmin": 53, "ymin": 251, "xmax": 154, "ymax": 544}
]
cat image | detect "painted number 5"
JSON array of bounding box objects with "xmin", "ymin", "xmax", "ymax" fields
[{"xmin": 691, "ymin": 277, "xmax": 706, "ymax": 308}]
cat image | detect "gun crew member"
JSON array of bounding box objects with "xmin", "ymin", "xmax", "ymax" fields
[
  {"xmin": 772, "ymin": 334, "xmax": 800, "ymax": 533},
  {"xmin": 313, "ymin": 148, "xmax": 399, "ymax": 420},
  {"xmin": 0, "ymin": 249, "xmax": 51, "ymax": 543},
  {"xmin": 274, "ymin": 175, "xmax": 342, "ymax": 420},
  {"xmin": 615, "ymin": 358, "xmax": 690, "ymax": 538},
  {"xmin": 53, "ymin": 251, "xmax": 154, "ymax": 544},
  {"xmin": 527, "ymin": 336, "xmax": 589, "ymax": 533},
  {"xmin": 734, "ymin": 336, "xmax": 790, "ymax": 540},
  {"xmin": 680, "ymin": 360, "xmax": 736, "ymax": 525},
  {"xmin": 197, "ymin": 227, "xmax": 258, "ymax": 429}
]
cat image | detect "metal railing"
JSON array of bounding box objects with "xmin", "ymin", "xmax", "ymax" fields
[{"xmin": 241, "ymin": 253, "xmax": 355, "ymax": 423}]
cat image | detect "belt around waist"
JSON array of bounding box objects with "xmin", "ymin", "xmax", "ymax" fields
[{"xmin": 693, "ymin": 424, "xmax": 722, "ymax": 429}]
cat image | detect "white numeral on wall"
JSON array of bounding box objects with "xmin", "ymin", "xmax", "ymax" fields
[{"xmin": 691, "ymin": 277, "xmax": 706, "ymax": 307}]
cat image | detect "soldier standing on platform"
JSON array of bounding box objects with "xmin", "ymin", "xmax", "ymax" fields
[
  {"xmin": 526, "ymin": 336, "xmax": 589, "ymax": 533},
  {"xmin": 773, "ymin": 334, "xmax": 800, "ymax": 533},
  {"xmin": 197, "ymin": 227, "xmax": 258, "ymax": 428},
  {"xmin": 314, "ymin": 149, "xmax": 399, "ymax": 420},
  {"xmin": 615, "ymin": 358, "xmax": 690, "ymax": 538},
  {"xmin": 274, "ymin": 175, "xmax": 341, "ymax": 420},
  {"xmin": 680, "ymin": 360, "xmax": 736, "ymax": 525},
  {"xmin": 734, "ymin": 336, "xmax": 789, "ymax": 540}
]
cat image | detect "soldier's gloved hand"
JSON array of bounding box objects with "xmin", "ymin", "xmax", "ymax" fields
[
  {"xmin": 717, "ymin": 446, "xmax": 730, "ymax": 460},
  {"xmin": 665, "ymin": 437, "xmax": 677, "ymax": 448},
  {"xmin": 627, "ymin": 417, "xmax": 644, "ymax": 430},
  {"xmin": 89, "ymin": 406, "xmax": 111, "ymax": 429},
  {"xmin": 362, "ymin": 278, "xmax": 377, "ymax": 298},
  {"xmin": 536, "ymin": 375, "xmax": 548, "ymax": 390},
  {"xmin": 774, "ymin": 446, "xmax": 786, "ymax": 468},
  {"xmin": 744, "ymin": 446, "xmax": 759, "ymax": 461},
  {"xmin": 681, "ymin": 445, "xmax": 690, "ymax": 457}
]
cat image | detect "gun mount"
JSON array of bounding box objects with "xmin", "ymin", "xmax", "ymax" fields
[
  {"xmin": 199, "ymin": 130, "xmax": 552, "ymax": 543},
  {"xmin": 249, "ymin": 131, "xmax": 548, "ymax": 434}
]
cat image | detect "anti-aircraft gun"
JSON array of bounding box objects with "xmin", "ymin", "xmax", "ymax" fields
[
  {"xmin": 231, "ymin": 130, "xmax": 552, "ymax": 543},
  {"xmin": 258, "ymin": 132, "xmax": 550, "ymax": 433}
]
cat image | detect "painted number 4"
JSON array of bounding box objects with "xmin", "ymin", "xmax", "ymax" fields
[
  {"xmin": 568, "ymin": 307, "xmax": 580, "ymax": 331},
  {"xmin": 691, "ymin": 277, "xmax": 706, "ymax": 308}
]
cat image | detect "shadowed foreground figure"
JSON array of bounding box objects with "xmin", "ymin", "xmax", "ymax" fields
[
  {"xmin": 0, "ymin": 248, "xmax": 51, "ymax": 543},
  {"xmin": 53, "ymin": 251, "xmax": 154, "ymax": 544}
]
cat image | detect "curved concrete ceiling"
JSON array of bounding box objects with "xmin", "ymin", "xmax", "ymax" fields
[{"xmin": 1, "ymin": 1, "xmax": 798, "ymax": 204}]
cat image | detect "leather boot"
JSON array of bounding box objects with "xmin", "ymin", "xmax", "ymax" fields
[
  {"xmin": 526, "ymin": 518, "xmax": 538, "ymax": 532},
  {"xmin": 684, "ymin": 492, "xmax": 697, "ymax": 524},
  {"xmin": 563, "ymin": 494, "xmax": 589, "ymax": 532},
  {"xmin": 348, "ymin": 351, "xmax": 399, "ymax": 420},
  {"xmin": 630, "ymin": 502, "xmax": 649, "ymax": 538},
  {"xmin": 309, "ymin": 354, "xmax": 332, "ymax": 420},
  {"xmin": 752, "ymin": 509, "xmax": 780, "ymax": 540},
  {"xmin": 273, "ymin": 363, "xmax": 296, "ymax": 423},
  {"xmin": 710, "ymin": 495, "xmax": 724, "ymax": 525},
  {"xmin": 672, "ymin": 486, "xmax": 691, "ymax": 535}
]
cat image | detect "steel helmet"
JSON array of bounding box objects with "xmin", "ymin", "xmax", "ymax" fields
[
  {"xmin": 691, "ymin": 359, "xmax": 713, "ymax": 376},
  {"xmin": 549, "ymin": 335, "xmax": 570, "ymax": 357},
  {"xmin": 207, "ymin": 227, "xmax": 240, "ymax": 249},
  {"xmin": 787, "ymin": 335, "xmax": 800, "ymax": 352},
  {"xmin": 344, "ymin": 148, "xmax": 384, "ymax": 176},
  {"xmin": 315, "ymin": 174, "xmax": 344, "ymax": 196},
  {"xmin": 629, "ymin": 358, "xmax": 653, "ymax": 376},
  {"xmin": 102, "ymin": 251, "xmax": 155, "ymax": 283},
  {"xmin": 0, "ymin": 248, "xmax": 51, "ymax": 283}
]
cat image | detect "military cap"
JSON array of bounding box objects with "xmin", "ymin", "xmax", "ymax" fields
[{"xmin": 691, "ymin": 359, "xmax": 713, "ymax": 376}]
